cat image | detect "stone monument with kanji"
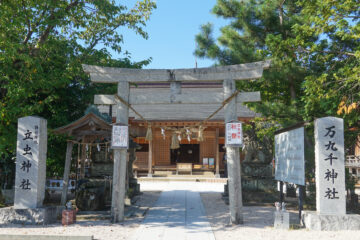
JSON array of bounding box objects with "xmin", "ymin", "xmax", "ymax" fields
[{"xmin": 14, "ymin": 116, "xmax": 47, "ymax": 208}]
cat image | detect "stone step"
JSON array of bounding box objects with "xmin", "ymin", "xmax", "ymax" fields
[
  {"xmin": 137, "ymin": 177, "xmax": 227, "ymax": 183},
  {"xmin": 152, "ymin": 171, "xmax": 216, "ymax": 176}
]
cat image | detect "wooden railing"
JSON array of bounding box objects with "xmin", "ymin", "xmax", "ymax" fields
[{"xmin": 346, "ymin": 155, "xmax": 360, "ymax": 167}]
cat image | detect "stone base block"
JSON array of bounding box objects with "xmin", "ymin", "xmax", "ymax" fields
[
  {"xmin": 242, "ymin": 178, "xmax": 276, "ymax": 192},
  {"xmin": 0, "ymin": 206, "xmax": 64, "ymax": 225},
  {"xmin": 302, "ymin": 211, "xmax": 360, "ymax": 231},
  {"xmin": 274, "ymin": 211, "xmax": 290, "ymax": 229}
]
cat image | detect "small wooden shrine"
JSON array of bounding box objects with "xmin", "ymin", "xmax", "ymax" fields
[{"xmin": 54, "ymin": 112, "xmax": 112, "ymax": 205}]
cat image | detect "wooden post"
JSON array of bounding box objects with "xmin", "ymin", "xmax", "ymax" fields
[
  {"xmin": 80, "ymin": 137, "xmax": 86, "ymax": 178},
  {"xmin": 279, "ymin": 181, "xmax": 284, "ymax": 203},
  {"xmin": 126, "ymin": 152, "xmax": 129, "ymax": 193},
  {"xmin": 223, "ymin": 79, "xmax": 243, "ymax": 224},
  {"xmin": 111, "ymin": 81, "xmax": 129, "ymax": 222},
  {"xmin": 61, "ymin": 141, "xmax": 73, "ymax": 206},
  {"xmin": 215, "ymin": 128, "xmax": 220, "ymax": 178},
  {"xmin": 298, "ymin": 185, "xmax": 304, "ymax": 220},
  {"xmin": 148, "ymin": 136, "xmax": 153, "ymax": 177}
]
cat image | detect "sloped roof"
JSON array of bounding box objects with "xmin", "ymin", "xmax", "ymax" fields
[{"xmin": 54, "ymin": 112, "xmax": 111, "ymax": 138}]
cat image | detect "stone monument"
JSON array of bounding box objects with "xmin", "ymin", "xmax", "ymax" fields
[
  {"xmin": 0, "ymin": 116, "xmax": 60, "ymax": 224},
  {"xmin": 274, "ymin": 202, "xmax": 290, "ymax": 229},
  {"xmin": 14, "ymin": 116, "xmax": 47, "ymax": 208},
  {"xmin": 315, "ymin": 117, "xmax": 345, "ymax": 215},
  {"xmin": 302, "ymin": 116, "xmax": 360, "ymax": 230}
]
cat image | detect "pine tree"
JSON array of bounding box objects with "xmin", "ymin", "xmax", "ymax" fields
[{"xmin": 195, "ymin": 0, "xmax": 309, "ymax": 127}]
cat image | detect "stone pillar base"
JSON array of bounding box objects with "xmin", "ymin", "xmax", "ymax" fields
[
  {"xmin": 302, "ymin": 211, "xmax": 360, "ymax": 230},
  {"xmin": 274, "ymin": 211, "xmax": 290, "ymax": 229},
  {"xmin": 0, "ymin": 206, "xmax": 64, "ymax": 225}
]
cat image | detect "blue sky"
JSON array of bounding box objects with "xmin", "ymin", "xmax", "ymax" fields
[{"xmin": 116, "ymin": 0, "xmax": 229, "ymax": 69}]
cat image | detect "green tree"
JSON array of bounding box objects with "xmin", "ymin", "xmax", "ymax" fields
[
  {"xmin": 195, "ymin": 0, "xmax": 360, "ymax": 203},
  {"xmin": 0, "ymin": 0, "xmax": 156, "ymax": 184},
  {"xmin": 195, "ymin": 0, "xmax": 311, "ymax": 164},
  {"xmin": 294, "ymin": 0, "xmax": 360, "ymax": 137}
]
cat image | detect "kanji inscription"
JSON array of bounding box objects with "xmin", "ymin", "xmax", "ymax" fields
[
  {"xmin": 315, "ymin": 117, "xmax": 345, "ymax": 215},
  {"xmin": 14, "ymin": 116, "xmax": 47, "ymax": 209},
  {"xmin": 225, "ymin": 122, "xmax": 243, "ymax": 146},
  {"xmin": 111, "ymin": 125, "xmax": 129, "ymax": 149}
]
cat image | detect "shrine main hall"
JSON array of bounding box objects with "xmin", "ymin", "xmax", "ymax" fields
[{"xmin": 86, "ymin": 61, "xmax": 269, "ymax": 177}]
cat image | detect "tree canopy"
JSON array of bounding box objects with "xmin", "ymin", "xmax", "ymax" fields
[
  {"xmin": 195, "ymin": 0, "xmax": 359, "ymax": 144},
  {"xmin": 0, "ymin": 0, "xmax": 156, "ymax": 183},
  {"xmin": 195, "ymin": 0, "xmax": 359, "ymax": 195}
]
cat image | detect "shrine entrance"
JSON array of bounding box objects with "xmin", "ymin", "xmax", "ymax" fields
[
  {"xmin": 82, "ymin": 60, "xmax": 270, "ymax": 224},
  {"xmin": 171, "ymin": 144, "xmax": 200, "ymax": 164}
]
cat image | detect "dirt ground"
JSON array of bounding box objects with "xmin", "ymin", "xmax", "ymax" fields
[
  {"xmin": 201, "ymin": 192, "xmax": 360, "ymax": 240},
  {"xmin": 0, "ymin": 191, "xmax": 161, "ymax": 240},
  {"xmin": 1, "ymin": 187, "xmax": 360, "ymax": 240}
]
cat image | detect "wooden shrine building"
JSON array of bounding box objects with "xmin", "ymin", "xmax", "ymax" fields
[{"xmin": 94, "ymin": 82, "xmax": 261, "ymax": 177}]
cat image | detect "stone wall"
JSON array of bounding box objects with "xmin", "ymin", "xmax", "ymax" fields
[{"xmin": 0, "ymin": 206, "xmax": 63, "ymax": 225}]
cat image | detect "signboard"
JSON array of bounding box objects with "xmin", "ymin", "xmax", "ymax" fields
[
  {"xmin": 46, "ymin": 179, "xmax": 76, "ymax": 191},
  {"xmin": 225, "ymin": 122, "xmax": 243, "ymax": 147},
  {"xmin": 111, "ymin": 125, "xmax": 129, "ymax": 149},
  {"xmin": 209, "ymin": 158, "xmax": 214, "ymax": 166},
  {"xmin": 275, "ymin": 127, "xmax": 305, "ymax": 185}
]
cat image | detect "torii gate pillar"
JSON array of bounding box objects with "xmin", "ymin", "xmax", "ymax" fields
[
  {"xmin": 82, "ymin": 60, "xmax": 270, "ymax": 224},
  {"xmin": 224, "ymin": 79, "xmax": 243, "ymax": 224},
  {"xmin": 112, "ymin": 81, "xmax": 129, "ymax": 222}
]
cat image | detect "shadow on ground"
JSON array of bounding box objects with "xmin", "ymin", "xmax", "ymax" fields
[
  {"xmin": 0, "ymin": 191, "xmax": 161, "ymax": 229},
  {"xmin": 201, "ymin": 192, "xmax": 300, "ymax": 232}
]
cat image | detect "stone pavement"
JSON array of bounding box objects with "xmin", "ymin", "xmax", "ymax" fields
[{"xmin": 130, "ymin": 181, "xmax": 225, "ymax": 240}]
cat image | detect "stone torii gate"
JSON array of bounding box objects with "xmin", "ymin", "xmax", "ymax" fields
[{"xmin": 82, "ymin": 60, "xmax": 270, "ymax": 223}]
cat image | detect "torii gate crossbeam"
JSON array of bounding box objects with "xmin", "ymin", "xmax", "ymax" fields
[{"xmin": 82, "ymin": 60, "xmax": 270, "ymax": 224}]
